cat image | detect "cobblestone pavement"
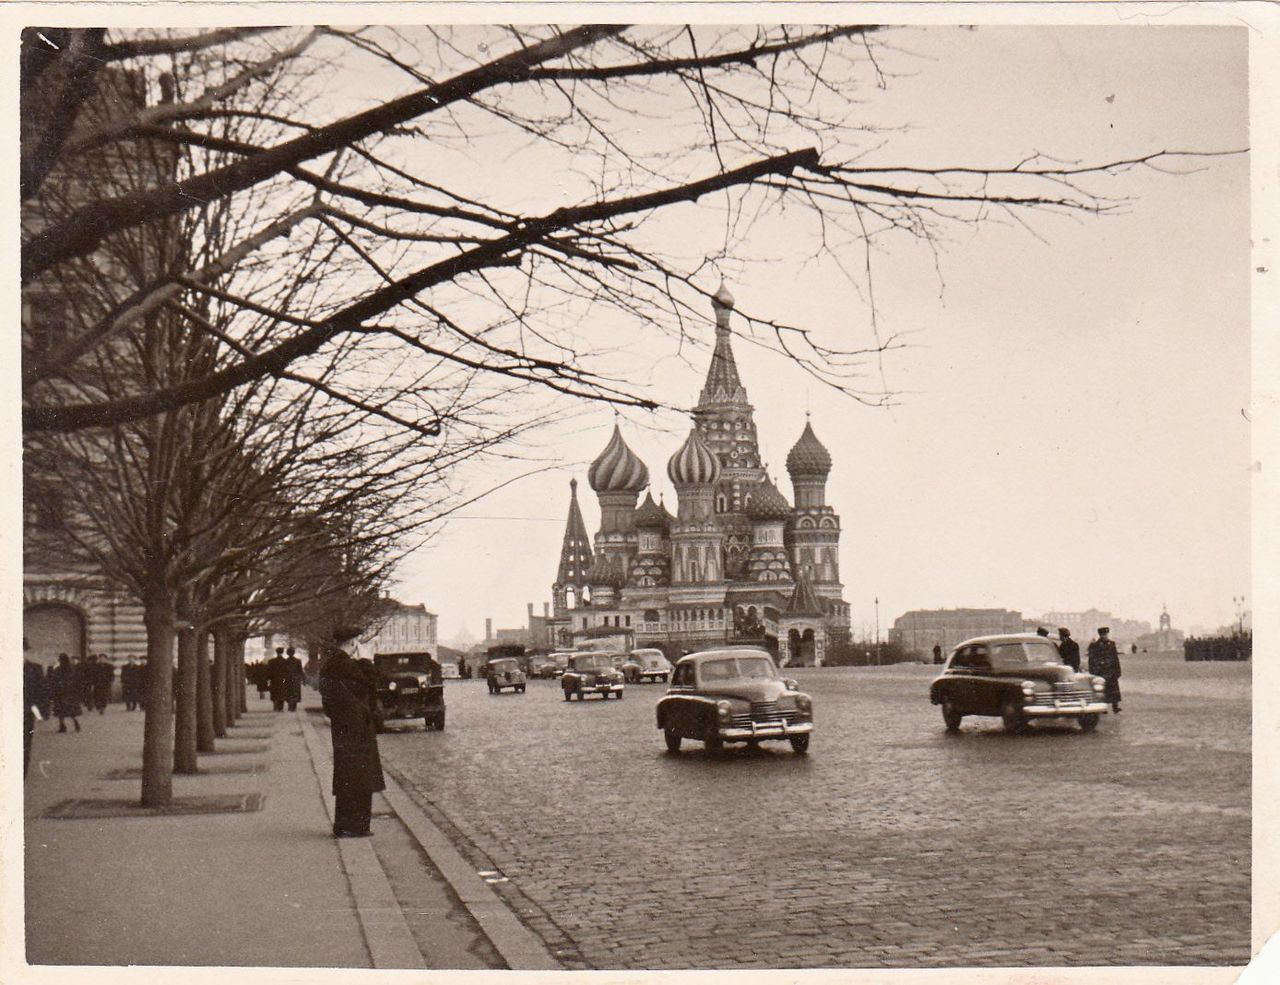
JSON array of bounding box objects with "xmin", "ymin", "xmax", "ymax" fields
[{"xmin": 379, "ymin": 655, "xmax": 1250, "ymax": 969}]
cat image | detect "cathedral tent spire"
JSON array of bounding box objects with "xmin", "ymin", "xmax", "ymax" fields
[
  {"xmin": 697, "ymin": 281, "xmax": 749, "ymax": 409},
  {"xmin": 554, "ymin": 478, "xmax": 592, "ymax": 587}
]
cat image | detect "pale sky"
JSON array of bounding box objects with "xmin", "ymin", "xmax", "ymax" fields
[{"xmin": 390, "ymin": 24, "xmax": 1249, "ymax": 643}]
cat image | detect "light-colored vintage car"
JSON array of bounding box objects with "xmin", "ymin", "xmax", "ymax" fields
[
  {"xmin": 656, "ymin": 648, "xmax": 813, "ymax": 754},
  {"xmin": 621, "ymin": 648, "xmax": 673, "ymax": 683},
  {"xmin": 561, "ymin": 652, "xmax": 625, "ymax": 700},
  {"xmin": 929, "ymin": 634, "xmax": 1109, "ymax": 733}
]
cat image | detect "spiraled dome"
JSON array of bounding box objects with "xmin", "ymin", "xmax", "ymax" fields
[
  {"xmin": 746, "ymin": 477, "xmax": 791, "ymax": 522},
  {"xmin": 585, "ymin": 554, "xmax": 626, "ymax": 588},
  {"xmin": 634, "ymin": 491, "xmax": 672, "ymax": 530},
  {"xmin": 588, "ymin": 424, "xmax": 649, "ymax": 493},
  {"xmin": 786, "ymin": 420, "xmax": 832, "ymax": 478},
  {"xmin": 667, "ymin": 428, "xmax": 722, "ymax": 486}
]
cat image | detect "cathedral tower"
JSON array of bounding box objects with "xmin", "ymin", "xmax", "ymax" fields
[
  {"xmin": 785, "ymin": 418, "xmax": 843, "ymax": 600},
  {"xmin": 667, "ymin": 428, "xmax": 723, "ymax": 584},
  {"xmin": 552, "ymin": 478, "xmax": 592, "ymax": 617},
  {"xmin": 587, "ymin": 423, "xmax": 648, "ymax": 571}
]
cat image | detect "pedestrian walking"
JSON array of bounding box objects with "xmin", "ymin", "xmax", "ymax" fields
[
  {"xmin": 284, "ymin": 646, "xmax": 304, "ymax": 712},
  {"xmin": 1057, "ymin": 628, "xmax": 1081, "ymax": 672},
  {"xmin": 932, "ymin": 643, "xmax": 943, "ymax": 664},
  {"xmin": 76, "ymin": 654, "xmax": 96, "ymax": 711},
  {"xmin": 49, "ymin": 654, "xmax": 82, "ymax": 733},
  {"xmin": 1087, "ymin": 626, "xmax": 1123, "ymax": 713},
  {"xmin": 318, "ymin": 640, "xmax": 385, "ymax": 838},
  {"xmin": 267, "ymin": 647, "xmax": 288, "ymax": 711},
  {"xmin": 24, "ymin": 638, "xmax": 46, "ymax": 778},
  {"xmin": 93, "ymin": 655, "xmax": 114, "ymax": 713},
  {"xmin": 121, "ymin": 657, "xmax": 143, "ymax": 710}
]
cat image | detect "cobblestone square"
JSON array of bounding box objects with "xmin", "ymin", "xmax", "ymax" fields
[{"xmin": 380, "ymin": 655, "xmax": 1250, "ymax": 969}]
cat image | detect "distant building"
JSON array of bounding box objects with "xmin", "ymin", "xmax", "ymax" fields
[
  {"xmin": 1035, "ymin": 609, "xmax": 1151, "ymax": 649},
  {"xmin": 364, "ymin": 601, "xmax": 438, "ymax": 659},
  {"xmin": 1133, "ymin": 607, "xmax": 1184, "ymax": 653},
  {"xmin": 890, "ymin": 608, "xmax": 1026, "ymax": 657}
]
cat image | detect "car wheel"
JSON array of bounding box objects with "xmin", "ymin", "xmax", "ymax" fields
[
  {"xmin": 942, "ymin": 700, "xmax": 964, "ymax": 732},
  {"xmin": 664, "ymin": 727, "xmax": 682, "ymax": 753},
  {"xmin": 1001, "ymin": 697, "xmax": 1027, "ymax": 734},
  {"xmin": 789, "ymin": 734, "xmax": 810, "ymax": 755},
  {"xmin": 563, "ymin": 688, "xmax": 572, "ymax": 702},
  {"xmin": 374, "ymin": 716, "xmax": 386, "ymax": 735},
  {"xmin": 703, "ymin": 722, "xmax": 723, "ymax": 752},
  {"xmin": 518, "ymin": 684, "xmax": 525, "ymax": 693},
  {"xmin": 616, "ymin": 690, "xmax": 624, "ymax": 700},
  {"xmin": 1078, "ymin": 713, "xmax": 1100, "ymax": 733}
]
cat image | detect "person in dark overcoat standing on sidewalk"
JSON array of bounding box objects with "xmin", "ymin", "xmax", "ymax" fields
[
  {"xmin": 49, "ymin": 653, "xmax": 82, "ymax": 733},
  {"xmin": 1087, "ymin": 626, "xmax": 1122, "ymax": 712},
  {"xmin": 318, "ymin": 640, "xmax": 385, "ymax": 838},
  {"xmin": 92, "ymin": 655, "xmax": 114, "ymax": 713},
  {"xmin": 267, "ymin": 646, "xmax": 288, "ymax": 711},
  {"xmin": 1057, "ymin": 628, "xmax": 1081, "ymax": 672},
  {"xmin": 24, "ymin": 638, "xmax": 46, "ymax": 777},
  {"xmin": 284, "ymin": 646, "xmax": 304, "ymax": 712}
]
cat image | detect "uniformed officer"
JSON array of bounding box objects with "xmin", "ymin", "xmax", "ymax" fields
[{"xmin": 1087, "ymin": 626, "xmax": 1122, "ymax": 712}]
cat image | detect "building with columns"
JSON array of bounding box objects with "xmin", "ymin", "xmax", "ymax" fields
[{"xmin": 547, "ymin": 284, "xmax": 850, "ymax": 666}]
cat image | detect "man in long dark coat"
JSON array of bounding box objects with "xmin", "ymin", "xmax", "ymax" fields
[
  {"xmin": 318, "ymin": 642, "xmax": 385, "ymax": 838},
  {"xmin": 92, "ymin": 655, "xmax": 113, "ymax": 713},
  {"xmin": 50, "ymin": 653, "xmax": 82, "ymax": 733},
  {"xmin": 1087, "ymin": 626, "xmax": 1122, "ymax": 712},
  {"xmin": 1057, "ymin": 628, "xmax": 1081, "ymax": 672},
  {"xmin": 284, "ymin": 646, "xmax": 304, "ymax": 711},
  {"xmin": 24, "ymin": 639, "xmax": 45, "ymax": 777},
  {"xmin": 267, "ymin": 647, "xmax": 288, "ymax": 711}
]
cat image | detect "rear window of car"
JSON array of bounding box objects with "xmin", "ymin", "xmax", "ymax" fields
[{"xmin": 989, "ymin": 641, "xmax": 1062, "ymax": 668}]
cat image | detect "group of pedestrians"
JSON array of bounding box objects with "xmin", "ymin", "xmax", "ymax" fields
[
  {"xmin": 267, "ymin": 647, "xmax": 305, "ymax": 711},
  {"xmin": 1041, "ymin": 625, "xmax": 1122, "ymax": 712}
]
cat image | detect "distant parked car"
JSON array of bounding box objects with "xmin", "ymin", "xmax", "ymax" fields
[
  {"xmin": 440, "ymin": 661, "xmax": 460, "ymax": 680},
  {"xmin": 561, "ymin": 652, "xmax": 625, "ymax": 700},
  {"xmin": 485, "ymin": 657, "xmax": 527, "ymax": 694},
  {"xmin": 545, "ymin": 652, "xmax": 571, "ymax": 678},
  {"xmin": 621, "ymin": 648, "xmax": 673, "ymax": 683},
  {"xmin": 656, "ymin": 648, "xmax": 813, "ymax": 754},
  {"xmin": 929, "ymin": 634, "xmax": 1109, "ymax": 733}
]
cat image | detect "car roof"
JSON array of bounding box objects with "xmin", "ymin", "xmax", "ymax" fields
[
  {"xmin": 953, "ymin": 633, "xmax": 1060, "ymax": 648},
  {"xmin": 676, "ymin": 647, "xmax": 772, "ymax": 665}
]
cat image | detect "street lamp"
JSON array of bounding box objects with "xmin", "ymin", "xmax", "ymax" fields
[
  {"xmin": 1232, "ymin": 595, "xmax": 1246, "ymax": 636},
  {"xmin": 874, "ymin": 595, "xmax": 880, "ymax": 666}
]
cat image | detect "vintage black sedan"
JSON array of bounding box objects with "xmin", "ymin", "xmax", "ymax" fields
[
  {"xmin": 372, "ymin": 652, "xmax": 445, "ymax": 731},
  {"xmin": 929, "ymin": 634, "xmax": 1109, "ymax": 733},
  {"xmin": 561, "ymin": 652, "xmax": 625, "ymax": 700},
  {"xmin": 656, "ymin": 648, "xmax": 813, "ymax": 754}
]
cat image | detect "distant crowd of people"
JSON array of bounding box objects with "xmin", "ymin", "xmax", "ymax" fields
[
  {"xmin": 246, "ymin": 646, "xmax": 305, "ymax": 711},
  {"xmin": 22, "ymin": 640, "xmax": 146, "ymax": 777}
]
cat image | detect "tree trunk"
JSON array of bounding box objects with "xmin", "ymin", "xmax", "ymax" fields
[
  {"xmin": 211, "ymin": 628, "xmax": 228, "ymax": 734},
  {"xmin": 196, "ymin": 629, "xmax": 215, "ymax": 752},
  {"xmin": 237, "ymin": 637, "xmax": 248, "ymax": 714},
  {"xmin": 174, "ymin": 621, "xmax": 199, "ymax": 773},
  {"xmin": 141, "ymin": 594, "xmax": 176, "ymax": 807}
]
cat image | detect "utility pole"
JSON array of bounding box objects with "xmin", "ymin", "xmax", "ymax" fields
[
  {"xmin": 1233, "ymin": 595, "xmax": 1246, "ymax": 635},
  {"xmin": 874, "ymin": 596, "xmax": 880, "ymax": 666}
]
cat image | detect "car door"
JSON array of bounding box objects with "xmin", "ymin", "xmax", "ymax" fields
[
  {"xmin": 941, "ymin": 646, "xmax": 976, "ymax": 711},
  {"xmin": 966, "ymin": 645, "xmax": 1000, "ymax": 714},
  {"xmin": 668, "ymin": 662, "xmax": 698, "ymax": 736}
]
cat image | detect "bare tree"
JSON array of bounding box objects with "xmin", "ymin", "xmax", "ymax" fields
[{"xmin": 22, "ymin": 25, "xmax": 1234, "ymax": 438}]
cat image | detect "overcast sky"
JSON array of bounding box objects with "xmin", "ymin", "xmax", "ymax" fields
[{"xmin": 377, "ymin": 24, "xmax": 1251, "ymax": 642}]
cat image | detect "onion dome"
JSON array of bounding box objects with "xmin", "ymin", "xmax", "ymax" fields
[
  {"xmin": 667, "ymin": 428, "xmax": 722, "ymax": 486},
  {"xmin": 746, "ymin": 477, "xmax": 792, "ymax": 522},
  {"xmin": 588, "ymin": 424, "xmax": 649, "ymax": 493},
  {"xmin": 585, "ymin": 554, "xmax": 626, "ymax": 589},
  {"xmin": 786, "ymin": 420, "xmax": 832, "ymax": 478},
  {"xmin": 712, "ymin": 280, "xmax": 735, "ymax": 310},
  {"xmin": 634, "ymin": 491, "xmax": 672, "ymax": 530}
]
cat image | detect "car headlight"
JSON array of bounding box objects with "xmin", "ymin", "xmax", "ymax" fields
[
  {"xmin": 1020, "ymin": 680, "xmax": 1037, "ymax": 695},
  {"xmin": 1091, "ymin": 676, "xmax": 1105, "ymax": 691},
  {"xmin": 795, "ymin": 694, "xmax": 812, "ymax": 714},
  {"xmin": 387, "ymin": 681, "xmax": 397, "ymax": 691},
  {"xmin": 717, "ymin": 700, "xmax": 732, "ymax": 721}
]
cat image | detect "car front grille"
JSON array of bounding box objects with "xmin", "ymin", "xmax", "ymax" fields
[
  {"xmin": 730, "ymin": 701, "xmax": 805, "ymax": 727},
  {"xmin": 1029, "ymin": 684, "xmax": 1092, "ymax": 706}
]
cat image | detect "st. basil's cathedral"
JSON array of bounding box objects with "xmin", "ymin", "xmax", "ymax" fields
[{"xmin": 549, "ymin": 284, "xmax": 851, "ymax": 666}]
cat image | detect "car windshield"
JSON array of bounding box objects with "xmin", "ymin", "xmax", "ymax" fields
[
  {"xmin": 699, "ymin": 656, "xmax": 776, "ymax": 683},
  {"xmin": 989, "ymin": 641, "xmax": 1061, "ymax": 668},
  {"xmin": 574, "ymin": 654, "xmax": 612, "ymax": 670},
  {"xmin": 489, "ymin": 659, "xmax": 518, "ymax": 672}
]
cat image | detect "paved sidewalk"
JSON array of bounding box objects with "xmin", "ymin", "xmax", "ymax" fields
[{"xmin": 20, "ymin": 690, "xmax": 515, "ymax": 970}]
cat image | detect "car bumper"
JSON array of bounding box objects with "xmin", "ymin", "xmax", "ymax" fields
[
  {"xmin": 1022, "ymin": 701, "xmax": 1109, "ymax": 717},
  {"xmin": 720, "ymin": 720, "xmax": 814, "ymax": 740},
  {"xmin": 583, "ymin": 683, "xmax": 624, "ymax": 693}
]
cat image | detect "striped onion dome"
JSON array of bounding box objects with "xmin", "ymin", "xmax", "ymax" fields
[
  {"xmin": 585, "ymin": 553, "xmax": 626, "ymax": 588},
  {"xmin": 746, "ymin": 477, "xmax": 792, "ymax": 522},
  {"xmin": 667, "ymin": 428, "xmax": 722, "ymax": 487},
  {"xmin": 785, "ymin": 420, "xmax": 833, "ymax": 478},
  {"xmin": 588, "ymin": 424, "xmax": 649, "ymax": 493}
]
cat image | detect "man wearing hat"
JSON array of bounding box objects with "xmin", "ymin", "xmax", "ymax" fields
[
  {"xmin": 317, "ymin": 634, "xmax": 385, "ymax": 838},
  {"xmin": 1087, "ymin": 627, "xmax": 1122, "ymax": 712},
  {"xmin": 1057, "ymin": 628, "xmax": 1081, "ymax": 672}
]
